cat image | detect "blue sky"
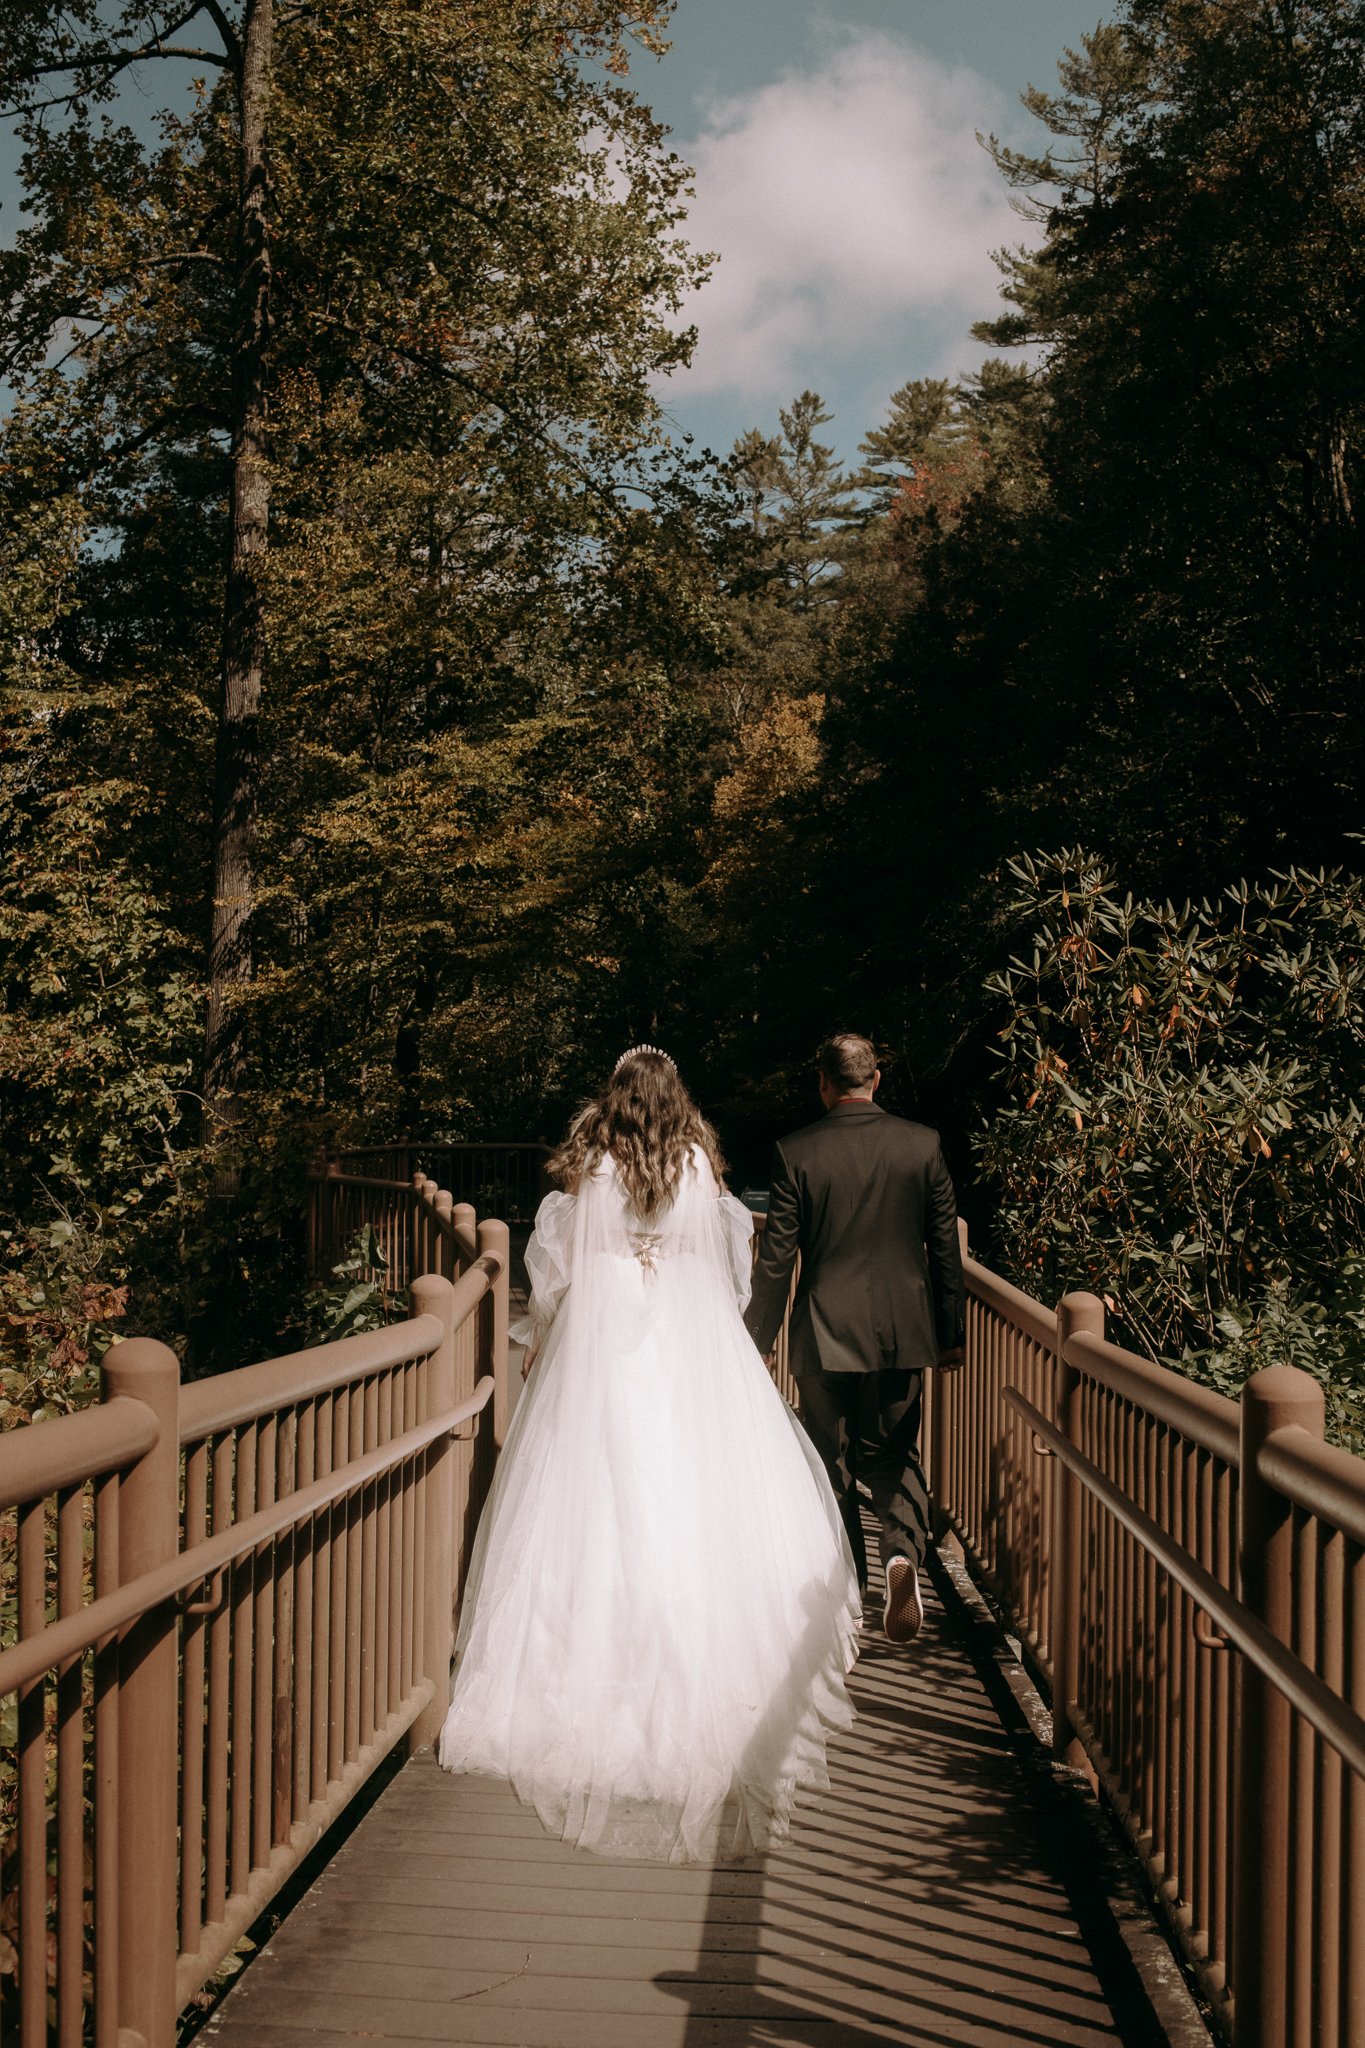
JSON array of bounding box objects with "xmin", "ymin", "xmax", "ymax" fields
[
  {"xmin": 1, "ymin": 2, "xmax": 1114, "ymax": 468},
  {"xmin": 634, "ymin": 1, "xmax": 1115, "ymax": 465}
]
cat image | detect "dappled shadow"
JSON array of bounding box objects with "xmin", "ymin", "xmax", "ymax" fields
[
  {"xmin": 655, "ymin": 1513, "xmax": 1129, "ymax": 2048},
  {"xmin": 200, "ymin": 1510, "xmax": 1156, "ymax": 2048}
]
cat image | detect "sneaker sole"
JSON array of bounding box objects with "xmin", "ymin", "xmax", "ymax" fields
[{"xmin": 883, "ymin": 1560, "xmax": 924, "ymax": 1644}]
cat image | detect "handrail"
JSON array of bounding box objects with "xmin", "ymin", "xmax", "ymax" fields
[
  {"xmin": 180, "ymin": 1313, "xmax": 446, "ymax": 1443},
  {"xmin": 1064, "ymin": 1327, "xmax": 1241, "ymax": 1465},
  {"xmin": 1257, "ymin": 1421, "xmax": 1365, "ymax": 1548},
  {"xmin": 412, "ymin": 1173, "xmax": 480, "ymax": 1267},
  {"xmin": 308, "ymin": 1172, "xmax": 413, "ymax": 1192},
  {"xmin": 0, "ymin": 1395, "xmax": 160, "ymax": 1508},
  {"xmin": 963, "ymin": 1251, "xmax": 1057, "ymax": 1349},
  {"xmin": 0, "ymin": 1376, "xmax": 495, "ymax": 1701},
  {"xmin": 180, "ymin": 1253, "xmax": 502, "ymax": 1445},
  {"xmin": 1007, "ymin": 1388, "xmax": 1365, "ymax": 1779}
]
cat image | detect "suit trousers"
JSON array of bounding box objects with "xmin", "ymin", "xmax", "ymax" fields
[{"xmin": 795, "ymin": 1366, "xmax": 931, "ymax": 1587}]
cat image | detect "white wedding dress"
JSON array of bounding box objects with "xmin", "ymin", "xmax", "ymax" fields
[{"xmin": 436, "ymin": 1145, "xmax": 860, "ymax": 1863}]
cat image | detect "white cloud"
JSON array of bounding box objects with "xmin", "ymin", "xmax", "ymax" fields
[{"xmin": 668, "ymin": 30, "xmax": 1034, "ymax": 406}]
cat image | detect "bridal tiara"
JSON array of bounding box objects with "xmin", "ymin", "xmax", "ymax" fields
[{"xmin": 613, "ymin": 1043, "xmax": 677, "ymax": 1075}]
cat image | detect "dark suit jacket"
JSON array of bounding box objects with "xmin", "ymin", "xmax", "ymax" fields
[{"xmin": 744, "ymin": 1100, "xmax": 966, "ymax": 1376}]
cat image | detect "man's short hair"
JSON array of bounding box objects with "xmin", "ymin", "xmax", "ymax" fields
[{"xmin": 818, "ymin": 1033, "xmax": 878, "ymax": 1093}]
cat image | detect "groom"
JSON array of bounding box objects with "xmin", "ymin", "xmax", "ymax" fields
[{"xmin": 745, "ymin": 1033, "xmax": 966, "ymax": 1643}]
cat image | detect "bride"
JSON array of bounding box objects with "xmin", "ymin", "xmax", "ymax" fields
[{"xmin": 437, "ymin": 1045, "xmax": 861, "ymax": 1863}]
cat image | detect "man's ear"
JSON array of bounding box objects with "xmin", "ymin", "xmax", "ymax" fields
[{"xmin": 870, "ymin": 1068, "xmax": 882, "ymax": 1095}]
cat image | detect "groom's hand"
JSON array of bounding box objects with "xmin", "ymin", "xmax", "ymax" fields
[{"xmin": 936, "ymin": 1345, "xmax": 966, "ymax": 1372}]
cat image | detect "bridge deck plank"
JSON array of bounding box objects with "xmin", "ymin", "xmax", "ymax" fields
[{"xmin": 201, "ymin": 1545, "xmax": 1140, "ymax": 2048}]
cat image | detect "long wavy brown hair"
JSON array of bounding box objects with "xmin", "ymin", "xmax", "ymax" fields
[{"xmin": 550, "ymin": 1050, "xmax": 728, "ymax": 1218}]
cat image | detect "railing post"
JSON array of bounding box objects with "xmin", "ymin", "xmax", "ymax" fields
[
  {"xmin": 1052, "ymin": 1292, "xmax": 1105, "ymax": 1772},
  {"xmin": 478, "ymin": 1217, "xmax": 512, "ymax": 1447},
  {"xmin": 101, "ymin": 1337, "xmax": 182, "ymax": 2048},
  {"xmin": 433, "ymin": 1189, "xmax": 454, "ymax": 1282},
  {"xmin": 411, "ymin": 1172, "xmax": 427, "ymax": 1281},
  {"xmin": 929, "ymin": 1219, "xmax": 968, "ymax": 1538},
  {"xmin": 410, "ymin": 1274, "xmax": 456, "ymax": 1748},
  {"xmin": 325, "ymin": 1157, "xmax": 341, "ymax": 1273},
  {"xmin": 453, "ymin": 1201, "xmax": 475, "ymax": 1279},
  {"xmin": 305, "ymin": 1145, "xmax": 327, "ymax": 1275},
  {"xmin": 1233, "ymin": 1364, "xmax": 1325, "ymax": 2048}
]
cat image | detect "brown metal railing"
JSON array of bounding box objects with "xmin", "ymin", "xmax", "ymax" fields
[
  {"xmin": 307, "ymin": 1143, "xmax": 552, "ymax": 1269},
  {"xmin": 0, "ymin": 1185, "xmax": 510, "ymax": 2048},
  {"xmin": 930, "ymin": 1221, "xmax": 1365, "ymax": 2048},
  {"xmin": 751, "ymin": 1214, "xmax": 800, "ymax": 1411},
  {"xmin": 307, "ymin": 1145, "xmax": 550, "ymax": 1290},
  {"xmin": 12, "ymin": 1168, "xmax": 1365, "ymax": 2047}
]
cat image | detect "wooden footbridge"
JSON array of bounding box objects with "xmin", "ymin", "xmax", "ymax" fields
[{"xmin": 3, "ymin": 1145, "xmax": 1364, "ymax": 2048}]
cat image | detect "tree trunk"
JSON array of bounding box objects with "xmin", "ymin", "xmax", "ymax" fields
[{"xmin": 204, "ymin": 0, "xmax": 273, "ymax": 1193}]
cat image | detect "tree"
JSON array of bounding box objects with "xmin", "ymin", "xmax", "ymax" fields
[
  {"xmin": 0, "ymin": 0, "xmax": 714, "ymax": 1360},
  {"xmin": 729, "ymin": 392, "xmax": 859, "ymax": 610},
  {"xmin": 1, "ymin": 0, "xmax": 692, "ymax": 1187},
  {"xmin": 1, "ymin": 1, "xmax": 280, "ymax": 1168},
  {"xmin": 979, "ymin": 0, "xmax": 1365, "ymax": 879}
]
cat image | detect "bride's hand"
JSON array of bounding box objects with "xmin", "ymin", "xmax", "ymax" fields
[{"xmin": 521, "ymin": 1343, "xmax": 539, "ymax": 1381}]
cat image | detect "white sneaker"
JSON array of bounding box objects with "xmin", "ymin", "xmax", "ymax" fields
[{"xmin": 883, "ymin": 1556, "xmax": 924, "ymax": 1644}]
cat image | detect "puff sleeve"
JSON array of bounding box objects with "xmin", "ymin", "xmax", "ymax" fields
[
  {"xmin": 717, "ymin": 1192, "xmax": 756, "ymax": 1314},
  {"xmin": 508, "ymin": 1190, "xmax": 576, "ymax": 1350}
]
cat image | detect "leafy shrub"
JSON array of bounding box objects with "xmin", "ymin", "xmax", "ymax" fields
[
  {"xmin": 979, "ymin": 850, "xmax": 1365, "ymax": 1440},
  {"xmin": 299, "ymin": 1226, "xmax": 407, "ymax": 1346},
  {"xmin": 0, "ymin": 1205, "xmax": 130, "ymax": 1425}
]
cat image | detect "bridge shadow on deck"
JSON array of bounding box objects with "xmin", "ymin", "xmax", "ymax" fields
[{"xmin": 201, "ymin": 1525, "xmax": 1154, "ymax": 2048}]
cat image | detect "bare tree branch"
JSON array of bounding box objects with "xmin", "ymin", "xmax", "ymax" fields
[
  {"xmin": 199, "ymin": 0, "xmax": 243, "ymax": 66},
  {"xmin": 3, "ymin": 4, "xmax": 229, "ymax": 106}
]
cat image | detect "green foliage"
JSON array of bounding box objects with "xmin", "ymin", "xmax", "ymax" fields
[
  {"xmin": 299, "ymin": 1227, "xmax": 405, "ymax": 1347},
  {"xmin": 0, "ymin": 1207, "xmax": 129, "ymax": 1425},
  {"xmin": 0, "ymin": 0, "xmax": 723, "ymax": 1362},
  {"xmin": 979, "ymin": 851, "xmax": 1365, "ymax": 1436},
  {"xmin": 2, "ymin": 0, "xmax": 1364, "ymax": 1372}
]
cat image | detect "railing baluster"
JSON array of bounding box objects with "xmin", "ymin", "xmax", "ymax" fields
[
  {"xmin": 1234, "ymin": 1366, "xmax": 1326, "ymax": 2048},
  {"xmin": 230, "ymin": 1423, "xmax": 257, "ymax": 1897},
  {"xmin": 17, "ymin": 1496, "xmax": 46, "ymax": 2048},
  {"xmin": 180, "ymin": 1442, "xmax": 209, "ymax": 1957},
  {"xmin": 252, "ymin": 1416, "xmax": 277, "ymax": 1868},
  {"xmin": 1318, "ymin": 1525, "xmax": 1345, "ymax": 2048},
  {"xmin": 92, "ymin": 1468, "xmax": 120, "ymax": 2048},
  {"xmin": 344, "ymin": 1380, "xmax": 364, "ymax": 1763},
  {"xmin": 328, "ymin": 1389, "xmax": 348, "ymax": 1785},
  {"xmin": 55, "ymin": 1484, "xmax": 84, "ymax": 2048},
  {"xmin": 412, "ymin": 1274, "xmax": 457, "ymax": 1748},
  {"xmin": 205, "ymin": 1432, "xmax": 233, "ymax": 1929},
  {"xmin": 1053, "ymin": 1294, "xmax": 1102, "ymax": 1768},
  {"xmin": 402, "ymin": 1359, "xmax": 418, "ymax": 1697},
  {"xmin": 312, "ymin": 1391, "xmax": 334, "ymax": 1803},
  {"xmin": 361, "ymin": 1374, "xmax": 380, "ymax": 1745},
  {"xmin": 384, "ymin": 1370, "xmax": 402, "ymax": 1721},
  {"xmin": 293, "ymin": 1402, "xmax": 316, "ymax": 1823},
  {"xmin": 272, "ymin": 1409, "xmax": 296, "ymax": 1848}
]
